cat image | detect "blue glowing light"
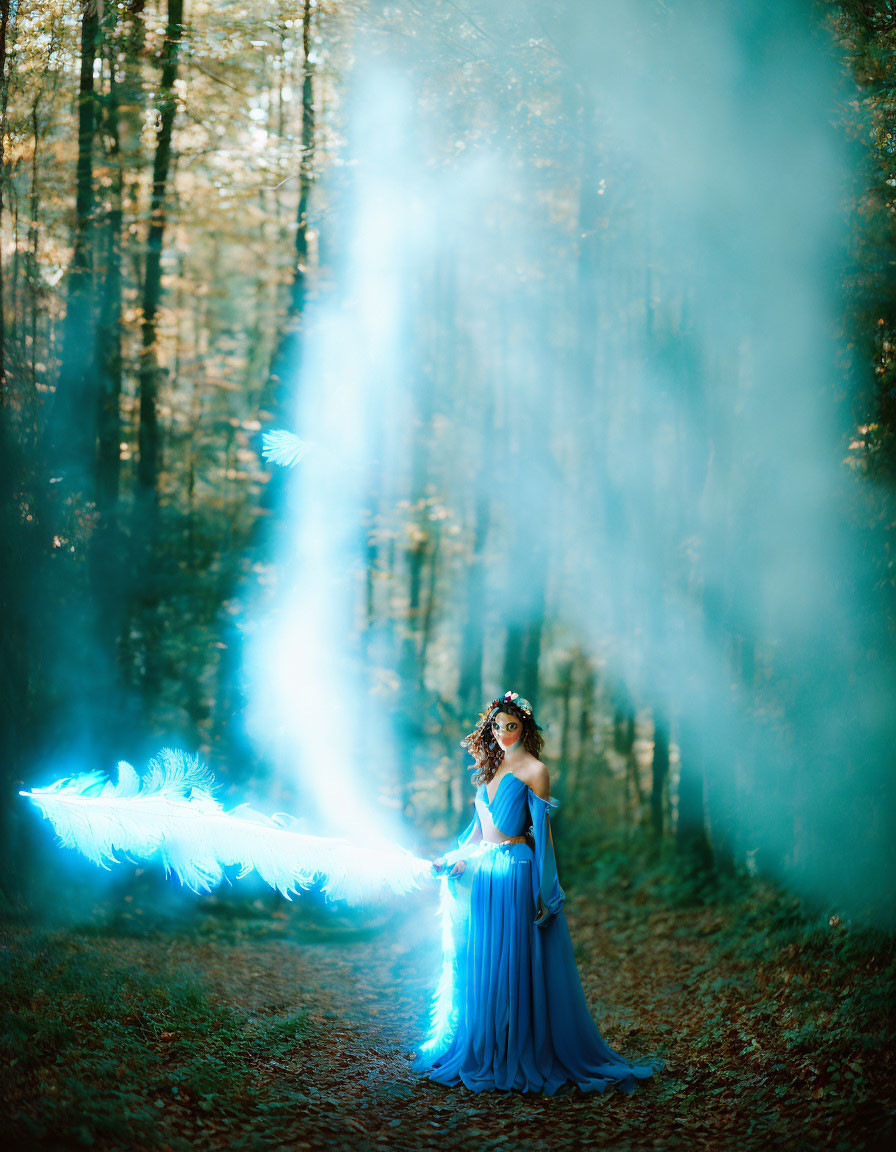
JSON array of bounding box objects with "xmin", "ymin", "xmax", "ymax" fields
[{"xmin": 21, "ymin": 748, "xmax": 433, "ymax": 905}]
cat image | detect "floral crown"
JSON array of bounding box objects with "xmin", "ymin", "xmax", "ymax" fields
[{"xmin": 487, "ymin": 690, "xmax": 533, "ymax": 718}]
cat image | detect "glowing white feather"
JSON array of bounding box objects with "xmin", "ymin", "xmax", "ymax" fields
[
  {"xmin": 261, "ymin": 429, "xmax": 314, "ymax": 468},
  {"xmin": 420, "ymin": 870, "xmax": 465, "ymax": 1053},
  {"xmin": 21, "ymin": 748, "xmax": 433, "ymax": 905}
]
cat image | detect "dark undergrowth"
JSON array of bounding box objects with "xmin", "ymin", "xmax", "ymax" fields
[
  {"xmin": 0, "ymin": 928, "xmax": 315, "ymax": 1152},
  {"xmin": 1, "ymin": 840, "xmax": 894, "ymax": 1152},
  {"xmin": 565, "ymin": 830, "xmax": 896, "ymax": 1151}
]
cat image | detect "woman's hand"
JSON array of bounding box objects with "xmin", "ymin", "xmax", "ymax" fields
[{"xmin": 430, "ymin": 857, "xmax": 465, "ymax": 877}]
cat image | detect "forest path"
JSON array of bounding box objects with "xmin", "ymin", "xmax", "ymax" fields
[{"xmin": 2, "ymin": 870, "xmax": 891, "ymax": 1152}]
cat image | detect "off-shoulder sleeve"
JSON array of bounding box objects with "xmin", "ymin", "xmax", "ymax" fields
[{"xmin": 527, "ymin": 790, "xmax": 565, "ymax": 927}]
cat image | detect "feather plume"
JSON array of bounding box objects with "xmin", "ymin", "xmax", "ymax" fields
[
  {"xmin": 21, "ymin": 748, "xmax": 433, "ymax": 905},
  {"xmin": 419, "ymin": 874, "xmax": 463, "ymax": 1054},
  {"xmin": 261, "ymin": 429, "xmax": 313, "ymax": 468}
]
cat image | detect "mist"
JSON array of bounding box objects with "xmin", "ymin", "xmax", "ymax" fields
[{"xmin": 241, "ymin": 0, "xmax": 896, "ymax": 924}]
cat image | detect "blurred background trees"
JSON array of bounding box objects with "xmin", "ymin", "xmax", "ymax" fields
[{"xmin": 1, "ymin": 0, "xmax": 894, "ymax": 922}]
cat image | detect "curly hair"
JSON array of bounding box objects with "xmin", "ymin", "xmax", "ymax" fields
[{"xmin": 461, "ymin": 694, "xmax": 545, "ymax": 788}]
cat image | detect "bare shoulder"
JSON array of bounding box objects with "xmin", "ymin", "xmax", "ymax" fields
[{"xmin": 519, "ymin": 757, "xmax": 550, "ymax": 801}]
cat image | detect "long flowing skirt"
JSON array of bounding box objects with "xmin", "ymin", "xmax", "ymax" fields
[{"xmin": 415, "ymin": 840, "xmax": 662, "ymax": 1096}]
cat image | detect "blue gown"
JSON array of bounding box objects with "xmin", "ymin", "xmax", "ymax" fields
[{"xmin": 414, "ymin": 771, "xmax": 664, "ymax": 1096}]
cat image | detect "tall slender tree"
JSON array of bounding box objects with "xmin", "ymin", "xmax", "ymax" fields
[
  {"xmin": 0, "ymin": 0, "xmax": 11, "ymax": 392},
  {"xmin": 95, "ymin": 6, "xmax": 128, "ymax": 510},
  {"xmin": 650, "ymin": 706, "xmax": 670, "ymax": 840},
  {"xmin": 56, "ymin": 0, "xmax": 100, "ymax": 481},
  {"xmin": 262, "ymin": 0, "xmax": 316, "ymax": 415},
  {"xmin": 137, "ymin": 0, "xmax": 183, "ymax": 498}
]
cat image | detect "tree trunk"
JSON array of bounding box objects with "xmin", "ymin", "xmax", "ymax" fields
[
  {"xmin": 84, "ymin": 7, "xmax": 132, "ymax": 759},
  {"xmin": 0, "ymin": 0, "xmax": 11, "ymax": 393},
  {"xmin": 56, "ymin": 0, "xmax": 99, "ymax": 480},
  {"xmin": 27, "ymin": 87, "xmax": 44, "ymax": 394},
  {"xmin": 418, "ymin": 520, "xmax": 441, "ymax": 675},
  {"xmin": 261, "ymin": 0, "xmax": 315, "ymax": 416},
  {"xmin": 570, "ymin": 657, "xmax": 595, "ymax": 798},
  {"xmin": 96, "ymin": 14, "xmax": 124, "ymax": 509},
  {"xmin": 501, "ymin": 542, "xmax": 546, "ymax": 707},
  {"xmin": 131, "ymin": 0, "xmax": 183, "ymax": 703},
  {"xmin": 292, "ymin": 0, "xmax": 314, "ymax": 317},
  {"xmin": 0, "ymin": 0, "xmax": 38, "ymax": 908},
  {"xmin": 612, "ymin": 681, "xmax": 635, "ymax": 755},
  {"xmin": 396, "ymin": 408, "xmax": 434, "ymax": 815},
  {"xmin": 457, "ymin": 489, "xmax": 489, "ymax": 714},
  {"xmin": 137, "ymin": 0, "xmax": 183, "ymax": 498},
  {"xmin": 675, "ymin": 717, "xmax": 714, "ymax": 872},
  {"xmin": 650, "ymin": 706, "xmax": 670, "ymax": 839},
  {"xmin": 557, "ymin": 656, "xmax": 574, "ymax": 771}
]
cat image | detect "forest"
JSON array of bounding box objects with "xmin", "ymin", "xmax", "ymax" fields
[{"xmin": 1, "ymin": 1, "xmax": 895, "ymax": 1150}]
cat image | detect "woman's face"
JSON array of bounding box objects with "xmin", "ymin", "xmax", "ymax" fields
[{"xmin": 491, "ymin": 711, "xmax": 523, "ymax": 751}]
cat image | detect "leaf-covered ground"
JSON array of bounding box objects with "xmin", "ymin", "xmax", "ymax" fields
[{"xmin": 2, "ymin": 859, "xmax": 893, "ymax": 1152}]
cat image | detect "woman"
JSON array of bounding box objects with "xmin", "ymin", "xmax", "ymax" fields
[{"xmin": 415, "ymin": 690, "xmax": 663, "ymax": 1096}]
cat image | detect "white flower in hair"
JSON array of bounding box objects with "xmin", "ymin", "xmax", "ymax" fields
[{"xmin": 500, "ymin": 689, "xmax": 532, "ymax": 715}]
